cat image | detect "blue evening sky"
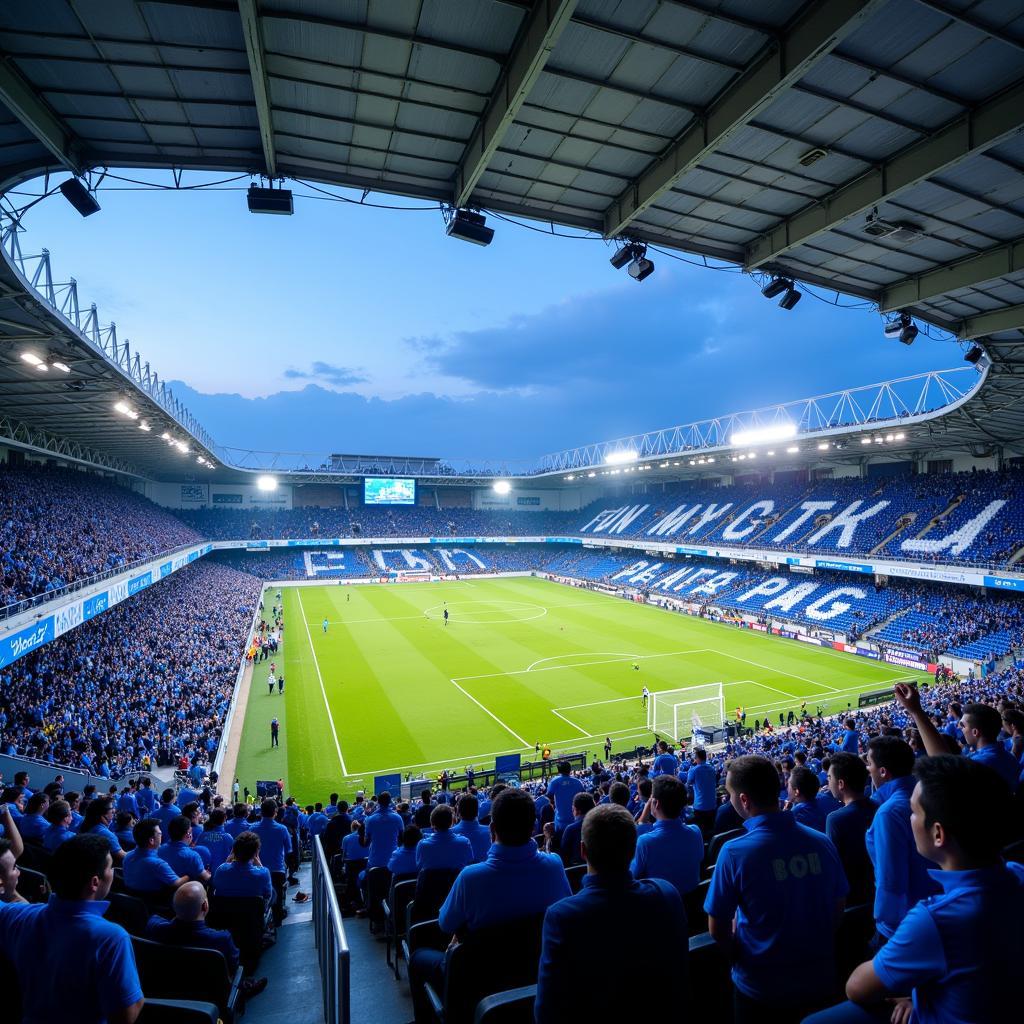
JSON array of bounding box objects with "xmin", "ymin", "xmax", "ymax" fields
[{"xmin": 15, "ymin": 171, "xmax": 961, "ymax": 460}]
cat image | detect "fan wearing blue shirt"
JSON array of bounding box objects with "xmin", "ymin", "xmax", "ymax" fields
[
  {"xmin": 212, "ymin": 831, "xmax": 274, "ymax": 901},
  {"xmin": 123, "ymin": 818, "xmax": 187, "ymax": 893},
  {"xmin": 199, "ymin": 808, "xmax": 235, "ymax": 873},
  {"xmin": 408, "ymin": 787, "xmax": 571, "ymax": 1023},
  {"xmin": 835, "ymin": 718, "xmax": 861, "ymax": 754},
  {"xmin": 152, "ymin": 789, "xmax": 182, "ymax": 834},
  {"xmin": 363, "ymin": 791, "xmax": 404, "ymax": 868},
  {"xmin": 451, "ymin": 794, "xmax": 492, "ymax": 863},
  {"xmin": 158, "ymin": 816, "xmax": 211, "ymax": 884},
  {"xmin": 546, "ymin": 761, "xmax": 586, "ymax": 832},
  {"xmin": 81, "ymin": 796, "xmax": 126, "ymax": 865},
  {"xmin": 803, "ymin": 756, "xmax": 1024, "ymax": 1024},
  {"xmin": 225, "ymin": 803, "xmax": 253, "ymax": 839},
  {"xmin": 632, "ymin": 774, "xmax": 704, "ymax": 897},
  {"xmin": 706, "ymin": 755, "xmax": 848, "ymax": 1024},
  {"xmin": 136, "ymin": 777, "xmax": 157, "ymax": 815},
  {"xmin": 42, "ymin": 799, "xmax": 76, "ymax": 853},
  {"xmin": 553, "ymin": 792, "xmax": 595, "ymax": 867},
  {"xmin": 825, "ymin": 753, "xmax": 877, "ymax": 906},
  {"xmin": 17, "ymin": 792, "xmax": 50, "ymax": 842},
  {"xmin": 685, "ymin": 747, "xmax": 718, "ymax": 839},
  {"xmin": 537, "ymin": 804, "xmax": 689, "ymax": 1021},
  {"xmin": 865, "ymin": 733, "xmax": 941, "ymax": 941},
  {"xmin": 252, "ymin": 799, "xmax": 293, "ymax": 920},
  {"xmin": 0, "ymin": 833, "xmax": 144, "ymax": 1023},
  {"xmin": 787, "ymin": 766, "xmax": 829, "ymax": 832},
  {"xmin": 387, "ymin": 826, "xmax": 422, "ymax": 877},
  {"xmin": 415, "ymin": 804, "xmax": 473, "ymax": 872},
  {"xmin": 651, "ymin": 740, "xmax": 679, "ymax": 777},
  {"xmin": 307, "ymin": 803, "xmax": 329, "ymax": 840}
]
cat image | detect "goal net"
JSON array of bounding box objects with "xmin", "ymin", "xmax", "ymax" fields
[{"xmin": 647, "ymin": 683, "xmax": 725, "ymax": 744}]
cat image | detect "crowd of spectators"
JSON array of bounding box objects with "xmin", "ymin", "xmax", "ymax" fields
[
  {"xmin": 0, "ymin": 561, "xmax": 261, "ymax": 775},
  {"xmin": 0, "ymin": 464, "xmax": 200, "ymax": 609}
]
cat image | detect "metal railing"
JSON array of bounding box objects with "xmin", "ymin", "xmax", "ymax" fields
[{"xmin": 312, "ymin": 835, "xmax": 350, "ymax": 1024}]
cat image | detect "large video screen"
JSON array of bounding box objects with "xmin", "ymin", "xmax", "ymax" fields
[{"xmin": 363, "ymin": 477, "xmax": 416, "ymax": 506}]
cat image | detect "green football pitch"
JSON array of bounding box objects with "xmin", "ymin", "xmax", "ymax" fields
[{"xmin": 233, "ymin": 576, "xmax": 926, "ymax": 801}]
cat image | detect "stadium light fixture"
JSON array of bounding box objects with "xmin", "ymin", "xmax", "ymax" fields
[
  {"xmin": 885, "ymin": 313, "xmax": 918, "ymax": 345},
  {"xmin": 446, "ymin": 209, "xmax": 493, "ymax": 246},
  {"xmin": 256, "ymin": 475, "xmax": 278, "ymax": 491},
  {"xmin": 964, "ymin": 345, "xmax": 984, "ymax": 365},
  {"xmin": 786, "ymin": 446, "xmax": 799, "ymax": 454},
  {"xmin": 707, "ymin": 457, "xmax": 715, "ymax": 464},
  {"xmin": 609, "ymin": 244, "xmax": 635, "ymax": 270},
  {"xmin": 894, "ymin": 432, "xmax": 905, "ymax": 440},
  {"xmin": 778, "ymin": 286, "xmax": 802, "ymax": 310},
  {"xmin": 610, "ymin": 242, "xmax": 654, "ymax": 282},
  {"xmin": 20, "ymin": 351, "xmax": 43, "ymax": 366},
  {"xmin": 730, "ymin": 422, "xmax": 797, "ymax": 447},
  {"xmin": 861, "ymin": 437, "xmax": 872, "ymax": 445},
  {"xmin": 761, "ymin": 278, "xmax": 789, "ymax": 300},
  {"xmin": 628, "ymin": 255, "xmax": 655, "ymax": 282},
  {"xmin": 818, "ymin": 442, "xmax": 830, "ymax": 450},
  {"xmin": 493, "ymin": 480, "xmax": 511, "ymax": 495},
  {"xmin": 176, "ymin": 441, "xmax": 189, "ymax": 454},
  {"xmin": 767, "ymin": 450, "xmax": 775, "ymax": 456},
  {"xmin": 50, "ymin": 359, "xmax": 70, "ymax": 373},
  {"xmin": 59, "ymin": 177, "xmax": 101, "ymax": 217},
  {"xmin": 114, "ymin": 401, "xmax": 138, "ymax": 419},
  {"xmin": 247, "ymin": 184, "xmax": 294, "ymax": 215},
  {"xmin": 605, "ymin": 449, "xmax": 639, "ymax": 466},
  {"xmin": 587, "ymin": 471, "xmax": 596, "ymax": 478},
  {"xmin": 138, "ymin": 421, "xmax": 151, "ymax": 432}
]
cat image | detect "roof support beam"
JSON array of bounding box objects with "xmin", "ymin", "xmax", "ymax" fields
[
  {"xmin": 237, "ymin": 0, "xmax": 276, "ymax": 176},
  {"xmin": 956, "ymin": 303, "xmax": 1024, "ymax": 341},
  {"xmin": 454, "ymin": 0, "xmax": 578, "ymax": 208},
  {"xmin": 881, "ymin": 239, "xmax": 1024, "ymax": 313},
  {"xmin": 745, "ymin": 78, "xmax": 1024, "ymax": 269},
  {"xmin": 0, "ymin": 55, "xmax": 83, "ymax": 173},
  {"xmin": 602, "ymin": 0, "xmax": 884, "ymax": 238}
]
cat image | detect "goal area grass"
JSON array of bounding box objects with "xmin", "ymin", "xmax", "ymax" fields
[{"xmin": 233, "ymin": 576, "xmax": 926, "ymax": 801}]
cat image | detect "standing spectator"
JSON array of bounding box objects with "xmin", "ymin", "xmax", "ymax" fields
[
  {"xmin": 787, "ymin": 766, "xmax": 828, "ymax": 832},
  {"xmin": 865, "ymin": 735, "xmax": 939, "ymax": 942},
  {"xmin": 252, "ymin": 799, "xmax": 292, "ymax": 920},
  {"xmin": 685, "ymin": 747, "xmax": 718, "ymax": 840},
  {"xmin": 536, "ymin": 804, "xmax": 688, "ymax": 1020},
  {"xmin": 0, "ymin": 834, "xmax": 144, "ymax": 1022},
  {"xmin": 270, "ymin": 717, "xmax": 280, "ymax": 748},
  {"xmin": 804, "ymin": 757, "xmax": 1024, "ymax": 1023},
  {"xmin": 546, "ymin": 761, "xmax": 585, "ymax": 834},
  {"xmin": 706, "ymin": 755, "xmax": 848, "ymax": 1024},
  {"xmin": 631, "ymin": 775, "xmax": 704, "ymax": 897},
  {"xmin": 825, "ymin": 753, "xmax": 877, "ymax": 906},
  {"xmin": 553, "ymin": 792, "xmax": 594, "ymax": 868}
]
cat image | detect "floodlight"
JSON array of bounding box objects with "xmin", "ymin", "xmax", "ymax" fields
[
  {"xmin": 59, "ymin": 178, "xmax": 101, "ymax": 217},
  {"xmin": 817, "ymin": 442, "xmax": 830, "ymax": 451},
  {"xmin": 609, "ymin": 244, "xmax": 635, "ymax": 270},
  {"xmin": 761, "ymin": 278, "xmax": 790, "ymax": 299},
  {"xmin": 778, "ymin": 286, "xmax": 802, "ymax": 310},
  {"xmin": 247, "ymin": 185, "xmax": 293, "ymax": 215},
  {"xmin": 605, "ymin": 449, "xmax": 639, "ymax": 466},
  {"xmin": 138, "ymin": 421, "xmax": 151, "ymax": 431},
  {"xmin": 885, "ymin": 313, "xmax": 917, "ymax": 345},
  {"xmin": 446, "ymin": 209, "xmax": 493, "ymax": 246},
  {"xmin": 493, "ymin": 480, "xmax": 511, "ymax": 494},
  {"xmin": 114, "ymin": 401, "xmax": 138, "ymax": 419},
  {"xmin": 628, "ymin": 256, "xmax": 655, "ymax": 282},
  {"xmin": 730, "ymin": 422, "xmax": 797, "ymax": 447},
  {"xmin": 50, "ymin": 359, "xmax": 70, "ymax": 373},
  {"xmin": 256, "ymin": 475, "xmax": 278, "ymax": 491},
  {"xmin": 20, "ymin": 352, "xmax": 43, "ymax": 366},
  {"xmin": 899, "ymin": 322, "xmax": 918, "ymax": 345},
  {"xmin": 964, "ymin": 345, "xmax": 984, "ymax": 364},
  {"xmin": 786, "ymin": 446, "xmax": 799, "ymax": 453},
  {"xmin": 861, "ymin": 437, "xmax": 872, "ymax": 445}
]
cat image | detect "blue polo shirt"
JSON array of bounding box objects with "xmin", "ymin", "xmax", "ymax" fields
[
  {"xmin": 865, "ymin": 776, "xmax": 939, "ymax": 938},
  {"xmin": 790, "ymin": 799, "xmax": 829, "ymax": 833},
  {"xmin": 0, "ymin": 897, "xmax": 143, "ymax": 1023},
  {"xmin": 536, "ymin": 873, "xmax": 687, "ymax": 1021},
  {"xmin": 212, "ymin": 860, "xmax": 273, "ymax": 900},
  {"xmin": 387, "ymin": 845, "xmax": 419, "ymax": 876},
  {"xmin": 546, "ymin": 775, "xmax": 586, "ymax": 830},
  {"xmin": 158, "ymin": 840, "xmax": 206, "ymax": 881},
  {"xmin": 18, "ymin": 813, "xmax": 48, "ymax": 841},
  {"xmin": 839, "ymin": 728, "xmax": 860, "ymax": 753},
  {"xmin": 415, "ymin": 829, "xmax": 473, "ymax": 872},
  {"xmin": 307, "ymin": 811, "xmax": 329, "ymax": 838},
  {"xmin": 631, "ymin": 818, "xmax": 704, "ymax": 896},
  {"xmin": 116, "ymin": 793, "xmax": 139, "ymax": 817},
  {"xmin": 200, "ymin": 827, "xmax": 234, "ymax": 872},
  {"xmin": 136, "ymin": 788, "xmax": 157, "ymax": 814},
  {"xmin": 439, "ymin": 842, "xmax": 571, "ymax": 934},
  {"xmin": 363, "ymin": 808, "xmax": 403, "ymax": 869},
  {"xmin": 251, "ymin": 817, "xmax": 292, "ymax": 874},
  {"xmin": 152, "ymin": 803, "xmax": 182, "ymax": 833},
  {"xmin": 652, "ymin": 752, "xmax": 678, "ymax": 777},
  {"xmin": 872, "ymin": 864, "xmax": 1024, "ymax": 1024},
  {"xmin": 825, "ymin": 799, "xmax": 877, "ymax": 905},
  {"xmin": 557, "ymin": 817, "xmax": 584, "ymax": 866},
  {"xmin": 225, "ymin": 816, "xmax": 252, "ymax": 838},
  {"xmin": 704, "ymin": 813, "xmax": 848, "ymax": 1002},
  {"xmin": 87, "ymin": 823, "xmax": 123, "ymax": 856},
  {"xmin": 686, "ymin": 763, "xmax": 717, "ymax": 810},
  {"xmin": 124, "ymin": 847, "xmax": 181, "ymax": 892},
  {"xmin": 967, "ymin": 743, "xmax": 1019, "ymax": 789},
  {"xmin": 341, "ymin": 831, "xmax": 365, "ymax": 861},
  {"xmin": 42, "ymin": 823, "xmax": 74, "ymax": 853},
  {"xmin": 451, "ymin": 820, "xmax": 492, "ymax": 862}
]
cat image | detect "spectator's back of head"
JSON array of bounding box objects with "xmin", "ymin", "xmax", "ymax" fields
[
  {"xmin": 457, "ymin": 795, "xmax": 478, "ymax": 822},
  {"xmin": 609, "ymin": 782, "xmax": 630, "ymax": 807},
  {"xmin": 378, "ymin": 791, "xmax": 392, "ymax": 809},
  {"xmin": 261, "ymin": 798, "xmax": 277, "ymax": 818},
  {"xmin": 233, "ymin": 831, "xmax": 260, "ymax": 864},
  {"xmin": 829, "ymin": 752, "xmax": 868, "ymax": 795},
  {"xmin": 401, "ymin": 826, "xmax": 422, "ymax": 850},
  {"xmin": 167, "ymin": 816, "xmax": 190, "ymax": 842},
  {"xmin": 652, "ymin": 775, "xmax": 685, "ymax": 818},
  {"xmin": 133, "ymin": 818, "xmax": 161, "ymax": 848},
  {"xmin": 491, "ymin": 788, "xmax": 537, "ymax": 846},
  {"xmin": 46, "ymin": 800, "xmax": 70, "ymax": 825},
  {"xmin": 726, "ymin": 755, "xmax": 780, "ymax": 816},
  {"xmin": 582, "ymin": 805, "xmax": 637, "ymax": 874},
  {"xmin": 173, "ymin": 881, "xmax": 208, "ymax": 922},
  {"xmin": 50, "ymin": 834, "xmax": 112, "ymax": 900},
  {"xmin": 789, "ymin": 766, "xmax": 820, "ymax": 802},
  {"xmin": 557, "ymin": 761, "xmax": 571, "ymax": 776},
  {"xmin": 572, "ymin": 792, "xmax": 595, "ymax": 817},
  {"xmin": 867, "ymin": 735, "xmax": 915, "ymax": 781},
  {"xmin": 430, "ymin": 805, "xmax": 454, "ymax": 832}
]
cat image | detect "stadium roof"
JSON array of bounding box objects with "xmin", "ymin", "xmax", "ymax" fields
[{"xmin": 0, "ymin": 0, "xmax": 1023, "ymax": 481}]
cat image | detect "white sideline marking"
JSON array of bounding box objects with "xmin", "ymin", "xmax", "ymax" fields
[
  {"xmin": 296, "ymin": 590, "xmax": 348, "ymax": 776},
  {"xmin": 450, "ymin": 678, "xmax": 530, "ymax": 747},
  {"xmin": 716, "ymin": 650, "xmax": 840, "ymax": 692},
  {"xmin": 550, "ymin": 708, "xmax": 590, "ymax": 737}
]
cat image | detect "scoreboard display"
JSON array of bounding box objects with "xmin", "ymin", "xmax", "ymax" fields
[{"xmin": 363, "ymin": 477, "xmax": 416, "ymax": 505}]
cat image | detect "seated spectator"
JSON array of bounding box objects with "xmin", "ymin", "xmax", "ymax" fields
[
  {"xmin": 631, "ymin": 775, "xmax": 704, "ymax": 896},
  {"xmin": 0, "ymin": 833, "xmax": 144, "ymax": 1022},
  {"xmin": 158, "ymin": 816, "xmax": 211, "ymax": 885},
  {"xmin": 408, "ymin": 788, "xmax": 571, "ymax": 1023},
  {"xmin": 415, "ymin": 805, "xmax": 473, "ymax": 872},
  {"xmin": 145, "ymin": 881, "xmax": 268, "ymax": 998},
  {"xmin": 212, "ymin": 831, "xmax": 273, "ymax": 901},
  {"xmin": 865, "ymin": 735, "xmax": 939, "ymax": 942},
  {"xmin": 0, "ymin": 837, "xmax": 24, "ymax": 904},
  {"xmin": 17, "ymin": 793, "xmax": 49, "ymax": 842},
  {"xmin": 225, "ymin": 803, "xmax": 252, "ymax": 839},
  {"xmin": 114, "ymin": 811, "xmax": 137, "ymax": 852},
  {"xmin": 451, "ymin": 795, "xmax": 491, "ymax": 863},
  {"xmin": 42, "ymin": 799, "xmax": 75, "ymax": 853},
  {"xmin": 123, "ymin": 819, "xmax": 187, "ymax": 894},
  {"xmin": 82, "ymin": 796, "xmax": 125, "ymax": 865},
  {"xmin": 825, "ymin": 753, "xmax": 877, "ymax": 906},
  {"xmin": 706, "ymin": 755, "xmax": 848, "ymax": 1024},
  {"xmin": 152, "ymin": 790, "xmax": 182, "ymax": 833},
  {"xmin": 787, "ymin": 766, "xmax": 828, "ymax": 832},
  {"xmin": 200, "ymin": 808, "xmax": 235, "ymax": 873},
  {"xmin": 536, "ymin": 804, "xmax": 688, "ymax": 1020},
  {"xmin": 387, "ymin": 826, "xmax": 422, "ymax": 876},
  {"xmin": 340, "ymin": 821, "xmax": 365, "ymax": 862},
  {"xmin": 804, "ymin": 756, "xmax": 1024, "ymax": 1024},
  {"xmin": 553, "ymin": 792, "xmax": 594, "ymax": 867}
]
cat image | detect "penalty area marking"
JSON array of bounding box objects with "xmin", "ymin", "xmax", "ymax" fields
[
  {"xmin": 296, "ymin": 590, "xmax": 348, "ymax": 776},
  {"xmin": 457, "ymin": 649, "xmax": 708, "ymax": 685},
  {"xmin": 423, "ymin": 600, "xmax": 548, "ymax": 625},
  {"xmin": 449, "ymin": 678, "xmax": 529, "ymax": 747}
]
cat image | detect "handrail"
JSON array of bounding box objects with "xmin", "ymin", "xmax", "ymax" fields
[{"xmin": 312, "ymin": 835, "xmax": 350, "ymax": 1024}]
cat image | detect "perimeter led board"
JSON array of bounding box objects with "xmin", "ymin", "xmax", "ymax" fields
[{"xmin": 364, "ymin": 477, "xmax": 416, "ymax": 505}]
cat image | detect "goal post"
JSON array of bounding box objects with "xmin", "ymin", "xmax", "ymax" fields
[{"xmin": 647, "ymin": 683, "xmax": 725, "ymax": 744}]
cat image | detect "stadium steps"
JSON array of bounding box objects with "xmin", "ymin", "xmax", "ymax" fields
[
  {"xmin": 745, "ymin": 490, "xmax": 817, "ymax": 544},
  {"xmin": 908, "ymin": 493, "xmax": 967, "ymax": 543},
  {"xmin": 869, "ymin": 513, "xmax": 920, "ymax": 555},
  {"xmin": 864, "ymin": 606, "xmax": 917, "ymax": 643}
]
